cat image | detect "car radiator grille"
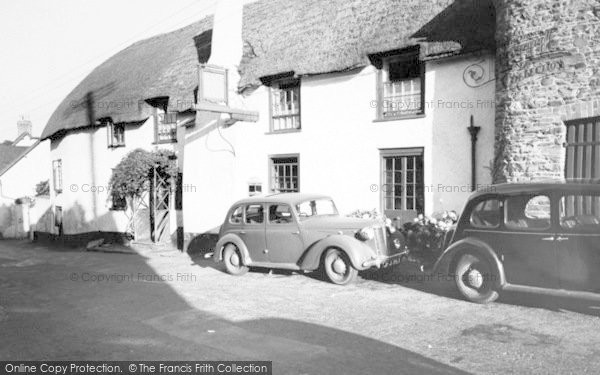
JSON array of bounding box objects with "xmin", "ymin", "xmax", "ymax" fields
[{"xmin": 373, "ymin": 226, "xmax": 386, "ymax": 255}]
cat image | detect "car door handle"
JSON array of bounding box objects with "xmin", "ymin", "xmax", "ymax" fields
[
  {"xmin": 555, "ymin": 236, "xmax": 569, "ymax": 242},
  {"xmin": 263, "ymin": 249, "xmax": 269, "ymax": 254},
  {"xmin": 239, "ymin": 231, "xmax": 246, "ymax": 235},
  {"xmin": 291, "ymin": 231, "xmax": 300, "ymax": 235},
  {"xmin": 541, "ymin": 236, "xmax": 555, "ymax": 241}
]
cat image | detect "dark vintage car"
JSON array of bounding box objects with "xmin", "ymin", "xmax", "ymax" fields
[
  {"xmin": 214, "ymin": 193, "xmax": 405, "ymax": 284},
  {"xmin": 433, "ymin": 182, "xmax": 600, "ymax": 303}
]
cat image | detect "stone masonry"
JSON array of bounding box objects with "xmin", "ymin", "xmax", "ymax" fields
[{"xmin": 493, "ymin": 0, "xmax": 600, "ymax": 182}]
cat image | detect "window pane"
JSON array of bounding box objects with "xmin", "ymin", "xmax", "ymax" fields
[
  {"xmin": 470, "ymin": 199, "xmax": 501, "ymax": 228},
  {"xmin": 505, "ymin": 195, "xmax": 551, "ymax": 230},
  {"xmin": 245, "ymin": 205, "xmax": 264, "ymax": 224},
  {"xmin": 269, "ymin": 205, "xmax": 293, "ymax": 224}
]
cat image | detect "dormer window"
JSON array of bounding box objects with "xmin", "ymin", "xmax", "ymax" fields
[
  {"xmin": 374, "ymin": 48, "xmax": 424, "ymax": 120},
  {"xmin": 155, "ymin": 108, "xmax": 178, "ymax": 143},
  {"xmin": 107, "ymin": 122, "xmax": 125, "ymax": 148},
  {"xmin": 270, "ymin": 79, "xmax": 301, "ymax": 132}
]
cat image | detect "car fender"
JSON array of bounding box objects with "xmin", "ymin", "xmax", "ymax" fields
[
  {"xmin": 214, "ymin": 233, "xmax": 251, "ymax": 265},
  {"xmin": 299, "ymin": 234, "xmax": 377, "ymax": 271},
  {"xmin": 432, "ymin": 237, "xmax": 506, "ymax": 288}
]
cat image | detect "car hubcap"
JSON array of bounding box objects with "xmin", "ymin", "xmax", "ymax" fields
[
  {"xmin": 332, "ymin": 257, "xmax": 347, "ymax": 275},
  {"xmin": 466, "ymin": 267, "xmax": 483, "ymax": 289},
  {"xmin": 230, "ymin": 252, "xmax": 240, "ymax": 267}
]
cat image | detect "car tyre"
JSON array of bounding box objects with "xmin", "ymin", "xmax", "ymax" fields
[
  {"xmin": 454, "ymin": 252, "xmax": 499, "ymax": 303},
  {"xmin": 223, "ymin": 244, "xmax": 249, "ymax": 276},
  {"xmin": 323, "ymin": 248, "xmax": 358, "ymax": 285}
]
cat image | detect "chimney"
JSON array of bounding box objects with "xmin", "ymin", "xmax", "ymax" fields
[
  {"xmin": 208, "ymin": 0, "xmax": 246, "ymax": 70},
  {"xmin": 17, "ymin": 115, "xmax": 32, "ymax": 137}
]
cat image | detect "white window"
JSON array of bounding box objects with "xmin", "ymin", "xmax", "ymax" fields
[
  {"xmin": 156, "ymin": 109, "xmax": 178, "ymax": 143},
  {"xmin": 375, "ymin": 49, "xmax": 424, "ymax": 119},
  {"xmin": 270, "ymin": 80, "xmax": 300, "ymax": 132},
  {"xmin": 52, "ymin": 159, "xmax": 62, "ymax": 193},
  {"xmin": 107, "ymin": 122, "xmax": 125, "ymax": 147},
  {"xmin": 270, "ymin": 155, "xmax": 299, "ymax": 193},
  {"xmin": 381, "ymin": 148, "xmax": 424, "ymax": 213}
]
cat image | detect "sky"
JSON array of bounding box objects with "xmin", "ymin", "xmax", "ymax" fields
[{"xmin": 0, "ymin": 0, "xmax": 216, "ymax": 140}]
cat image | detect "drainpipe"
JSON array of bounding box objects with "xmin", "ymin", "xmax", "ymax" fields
[{"xmin": 467, "ymin": 115, "xmax": 481, "ymax": 192}]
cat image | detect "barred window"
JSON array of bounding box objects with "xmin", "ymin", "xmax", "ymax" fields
[
  {"xmin": 565, "ymin": 117, "xmax": 600, "ymax": 182},
  {"xmin": 270, "ymin": 80, "xmax": 300, "ymax": 132},
  {"xmin": 156, "ymin": 111, "xmax": 178, "ymax": 143},
  {"xmin": 270, "ymin": 156, "xmax": 299, "ymax": 193},
  {"xmin": 374, "ymin": 49, "xmax": 425, "ymax": 120},
  {"xmin": 381, "ymin": 149, "xmax": 424, "ymax": 213}
]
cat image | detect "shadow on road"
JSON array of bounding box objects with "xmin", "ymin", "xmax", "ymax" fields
[{"xmin": 0, "ymin": 240, "xmax": 470, "ymax": 374}]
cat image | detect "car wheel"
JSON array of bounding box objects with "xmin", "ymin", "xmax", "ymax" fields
[
  {"xmin": 223, "ymin": 244, "xmax": 248, "ymax": 276},
  {"xmin": 454, "ymin": 252, "xmax": 499, "ymax": 303},
  {"xmin": 323, "ymin": 248, "xmax": 358, "ymax": 285}
]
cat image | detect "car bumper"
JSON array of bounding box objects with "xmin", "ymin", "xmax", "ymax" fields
[{"xmin": 361, "ymin": 250, "xmax": 409, "ymax": 269}]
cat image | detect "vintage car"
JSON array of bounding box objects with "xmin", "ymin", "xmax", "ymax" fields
[
  {"xmin": 433, "ymin": 182, "xmax": 600, "ymax": 303},
  {"xmin": 214, "ymin": 193, "xmax": 405, "ymax": 284}
]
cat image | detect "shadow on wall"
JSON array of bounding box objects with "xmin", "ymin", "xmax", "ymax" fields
[{"xmin": 34, "ymin": 201, "xmax": 132, "ymax": 247}]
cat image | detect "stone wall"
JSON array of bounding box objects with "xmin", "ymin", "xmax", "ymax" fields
[{"xmin": 494, "ymin": 0, "xmax": 600, "ymax": 182}]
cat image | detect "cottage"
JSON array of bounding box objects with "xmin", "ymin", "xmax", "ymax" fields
[
  {"xmin": 39, "ymin": 0, "xmax": 600, "ymax": 250},
  {"xmin": 0, "ymin": 119, "xmax": 51, "ymax": 238}
]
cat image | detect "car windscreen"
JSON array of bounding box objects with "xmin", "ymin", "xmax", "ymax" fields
[{"xmin": 295, "ymin": 199, "xmax": 338, "ymax": 219}]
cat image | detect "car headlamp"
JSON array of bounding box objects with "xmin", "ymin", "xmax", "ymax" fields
[{"xmin": 357, "ymin": 226, "xmax": 375, "ymax": 241}]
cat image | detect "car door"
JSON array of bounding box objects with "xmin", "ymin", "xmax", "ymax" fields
[
  {"xmin": 556, "ymin": 191, "xmax": 600, "ymax": 293},
  {"xmin": 265, "ymin": 203, "xmax": 305, "ymax": 266},
  {"xmin": 242, "ymin": 203, "xmax": 268, "ymax": 263},
  {"xmin": 499, "ymin": 193, "xmax": 560, "ymax": 289}
]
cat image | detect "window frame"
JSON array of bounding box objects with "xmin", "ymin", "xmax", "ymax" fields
[
  {"xmin": 154, "ymin": 107, "xmax": 178, "ymax": 144},
  {"xmin": 503, "ymin": 194, "xmax": 552, "ymax": 232},
  {"xmin": 564, "ymin": 116, "xmax": 600, "ymax": 183},
  {"xmin": 248, "ymin": 183, "xmax": 263, "ymax": 197},
  {"xmin": 379, "ymin": 148, "xmax": 424, "ymax": 213},
  {"xmin": 469, "ymin": 197, "xmax": 502, "ymax": 229},
  {"xmin": 374, "ymin": 48, "xmax": 425, "ymax": 121},
  {"xmin": 107, "ymin": 122, "xmax": 125, "ymax": 148},
  {"xmin": 268, "ymin": 79, "xmax": 301, "ymax": 133},
  {"xmin": 52, "ymin": 159, "xmax": 63, "ymax": 193},
  {"xmin": 229, "ymin": 205, "xmax": 244, "ymax": 225},
  {"xmin": 244, "ymin": 204, "xmax": 265, "ymax": 225},
  {"xmin": 559, "ymin": 192, "xmax": 600, "ymax": 233},
  {"xmin": 268, "ymin": 203, "xmax": 295, "ymax": 224},
  {"xmin": 269, "ymin": 154, "xmax": 300, "ymax": 193}
]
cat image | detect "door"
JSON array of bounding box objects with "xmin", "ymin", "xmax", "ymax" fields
[
  {"xmin": 556, "ymin": 192, "xmax": 600, "ymax": 292},
  {"xmin": 241, "ymin": 204, "xmax": 268, "ymax": 263},
  {"xmin": 499, "ymin": 194, "xmax": 560, "ymax": 288},
  {"xmin": 265, "ymin": 204, "xmax": 304, "ymax": 266}
]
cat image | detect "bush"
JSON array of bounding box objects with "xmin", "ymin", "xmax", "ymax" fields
[
  {"xmin": 399, "ymin": 211, "xmax": 458, "ymax": 258},
  {"xmin": 35, "ymin": 180, "xmax": 49, "ymax": 196}
]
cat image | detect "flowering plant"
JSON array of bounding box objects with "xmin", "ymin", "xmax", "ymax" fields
[{"xmin": 397, "ymin": 211, "xmax": 459, "ymax": 261}]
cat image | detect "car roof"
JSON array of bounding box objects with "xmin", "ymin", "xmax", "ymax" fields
[
  {"xmin": 230, "ymin": 193, "xmax": 333, "ymax": 207},
  {"xmin": 470, "ymin": 181, "xmax": 600, "ymax": 200}
]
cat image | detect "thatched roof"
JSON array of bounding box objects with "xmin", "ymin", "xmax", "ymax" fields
[
  {"xmin": 42, "ymin": 16, "xmax": 213, "ymax": 140},
  {"xmin": 238, "ymin": 0, "xmax": 495, "ymax": 90}
]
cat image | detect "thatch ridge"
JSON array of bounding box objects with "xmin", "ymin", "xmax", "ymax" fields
[{"xmin": 238, "ymin": 0, "xmax": 495, "ymax": 90}]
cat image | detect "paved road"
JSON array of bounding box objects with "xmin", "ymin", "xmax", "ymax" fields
[{"xmin": 1, "ymin": 240, "xmax": 599, "ymax": 374}]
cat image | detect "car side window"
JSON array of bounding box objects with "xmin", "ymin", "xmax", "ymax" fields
[
  {"xmin": 469, "ymin": 198, "xmax": 501, "ymax": 228},
  {"xmin": 269, "ymin": 204, "xmax": 294, "ymax": 224},
  {"xmin": 229, "ymin": 206, "xmax": 244, "ymax": 224},
  {"xmin": 505, "ymin": 195, "xmax": 551, "ymax": 230},
  {"xmin": 245, "ymin": 204, "xmax": 264, "ymax": 224},
  {"xmin": 559, "ymin": 194, "xmax": 600, "ymax": 232}
]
